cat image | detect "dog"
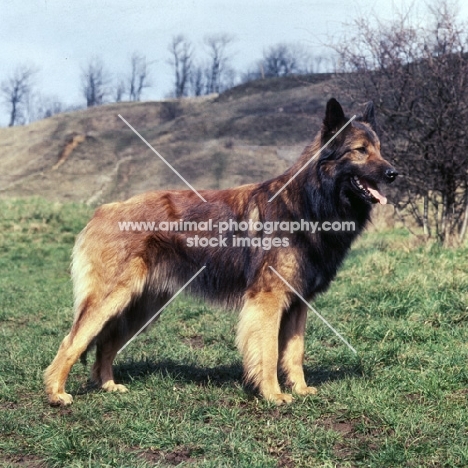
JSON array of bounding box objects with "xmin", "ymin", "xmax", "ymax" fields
[{"xmin": 44, "ymin": 98, "xmax": 397, "ymax": 406}]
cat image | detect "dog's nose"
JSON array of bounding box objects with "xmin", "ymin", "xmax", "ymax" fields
[{"xmin": 385, "ymin": 168, "xmax": 398, "ymax": 182}]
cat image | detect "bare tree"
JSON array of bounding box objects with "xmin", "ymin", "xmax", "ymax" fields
[
  {"xmin": 262, "ymin": 43, "xmax": 306, "ymax": 77},
  {"xmin": 34, "ymin": 94, "xmax": 64, "ymax": 119},
  {"xmin": 241, "ymin": 43, "xmax": 323, "ymax": 83},
  {"xmin": 81, "ymin": 57, "xmax": 111, "ymax": 107},
  {"xmin": 168, "ymin": 35, "xmax": 193, "ymax": 98},
  {"xmin": 190, "ymin": 64, "xmax": 205, "ymax": 96},
  {"xmin": 204, "ymin": 34, "xmax": 236, "ymax": 94},
  {"xmin": 1, "ymin": 65, "xmax": 37, "ymax": 126},
  {"xmin": 127, "ymin": 53, "xmax": 151, "ymax": 101},
  {"xmin": 113, "ymin": 77, "xmax": 126, "ymax": 102},
  {"xmin": 334, "ymin": 1, "xmax": 468, "ymax": 245}
]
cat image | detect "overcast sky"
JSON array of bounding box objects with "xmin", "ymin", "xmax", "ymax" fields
[{"xmin": 1, "ymin": 0, "xmax": 467, "ymax": 125}]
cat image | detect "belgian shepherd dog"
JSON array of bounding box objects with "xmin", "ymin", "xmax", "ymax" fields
[{"xmin": 45, "ymin": 98, "xmax": 397, "ymax": 406}]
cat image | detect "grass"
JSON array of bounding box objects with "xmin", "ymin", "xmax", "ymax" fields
[{"xmin": 1, "ymin": 198, "xmax": 468, "ymax": 467}]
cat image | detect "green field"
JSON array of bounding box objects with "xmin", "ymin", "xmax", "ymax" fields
[{"xmin": 1, "ymin": 198, "xmax": 468, "ymax": 467}]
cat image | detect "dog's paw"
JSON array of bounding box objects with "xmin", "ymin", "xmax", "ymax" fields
[
  {"xmin": 48, "ymin": 392, "xmax": 73, "ymax": 407},
  {"xmin": 101, "ymin": 382, "xmax": 128, "ymax": 393},
  {"xmin": 268, "ymin": 393, "xmax": 294, "ymax": 405},
  {"xmin": 293, "ymin": 385, "xmax": 318, "ymax": 396}
]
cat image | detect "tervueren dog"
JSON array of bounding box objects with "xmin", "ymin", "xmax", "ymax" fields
[{"xmin": 45, "ymin": 98, "xmax": 397, "ymax": 406}]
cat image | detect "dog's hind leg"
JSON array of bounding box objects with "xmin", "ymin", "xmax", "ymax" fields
[
  {"xmin": 279, "ymin": 302, "xmax": 317, "ymax": 396},
  {"xmin": 92, "ymin": 332, "xmax": 129, "ymax": 394},
  {"xmin": 91, "ymin": 292, "xmax": 168, "ymax": 393},
  {"xmin": 236, "ymin": 290, "xmax": 292, "ymax": 404},
  {"xmin": 44, "ymin": 256, "xmax": 147, "ymax": 406}
]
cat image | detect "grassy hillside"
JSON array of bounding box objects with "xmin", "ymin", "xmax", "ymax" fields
[
  {"xmin": 0, "ymin": 74, "xmax": 337, "ymax": 205},
  {"xmin": 1, "ymin": 198, "xmax": 468, "ymax": 467}
]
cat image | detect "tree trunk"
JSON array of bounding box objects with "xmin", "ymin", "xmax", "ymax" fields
[
  {"xmin": 458, "ymin": 196, "xmax": 468, "ymax": 243},
  {"xmin": 423, "ymin": 194, "xmax": 430, "ymax": 237},
  {"xmin": 8, "ymin": 101, "xmax": 17, "ymax": 127}
]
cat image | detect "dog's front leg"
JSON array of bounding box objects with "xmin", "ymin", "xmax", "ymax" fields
[
  {"xmin": 236, "ymin": 291, "xmax": 293, "ymax": 404},
  {"xmin": 279, "ymin": 302, "xmax": 317, "ymax": 396}
]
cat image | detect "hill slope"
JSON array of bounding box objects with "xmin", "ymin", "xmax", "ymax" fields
[{"xmin": 0, "ymin": 74, "xmax": 337, "ymax": 204}]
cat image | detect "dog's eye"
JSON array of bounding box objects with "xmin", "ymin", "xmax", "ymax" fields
[{"xmin": 356, "ymin": 147, "xmax": 367, "ymax": 154}]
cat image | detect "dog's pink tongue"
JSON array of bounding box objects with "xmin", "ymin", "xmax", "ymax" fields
[{"xmin": 368, "ymin": 187, "xmax": 387, "ymax": 205}]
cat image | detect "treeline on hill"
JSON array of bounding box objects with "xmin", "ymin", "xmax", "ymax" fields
[{"xmin": 0, "ymin": 36, "xmax": 327, "ymax": 126}]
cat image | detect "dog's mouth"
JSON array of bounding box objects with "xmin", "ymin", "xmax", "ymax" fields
[{"xmin": 351, "ymin": 175, "xmax": 387, "ymax": 205}]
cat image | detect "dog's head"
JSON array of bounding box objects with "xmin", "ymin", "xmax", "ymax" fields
[{"xmin": 319, "ymin": 98, "xmax": 398, "ymax": 205}]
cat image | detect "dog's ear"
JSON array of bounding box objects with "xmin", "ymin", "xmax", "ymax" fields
[
  {"xmin": 322, "ymin": 98, "xmax": 347, "ymax": 140},
  {"xmin": 361, "ymin": 101, "xmax": 377, "ymax": 132}
]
